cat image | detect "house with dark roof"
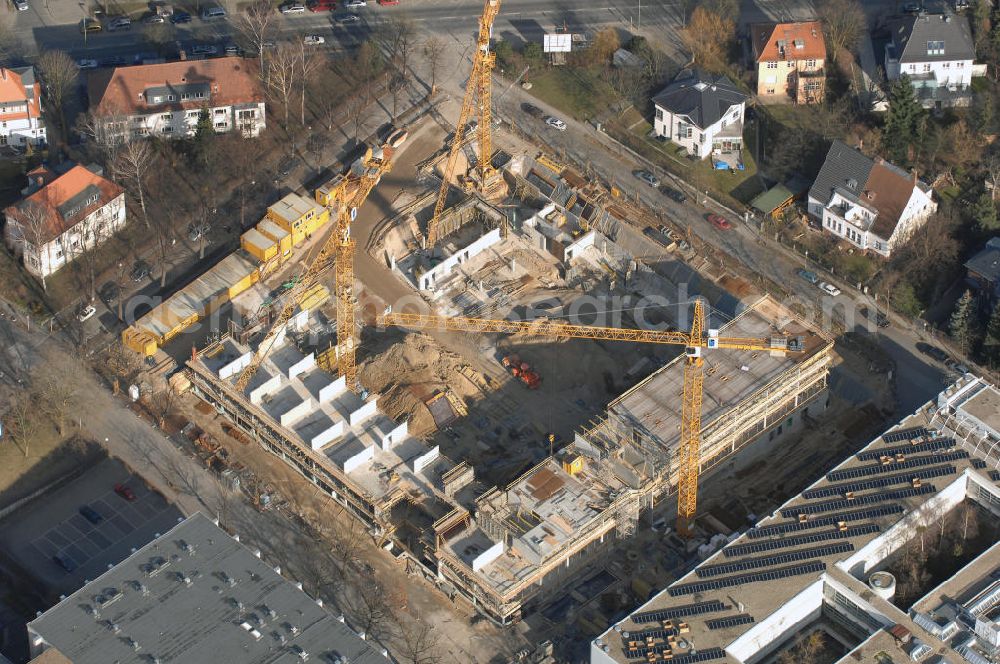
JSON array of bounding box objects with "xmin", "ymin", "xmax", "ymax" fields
[
  {"xmin": 807, "ymin": 141, "xmax": 936, "ymax": 258},
  {"xmin": 652, "ymin": 70, "xmax": 748, "ymax": 160},
  {"xmin": 87, "ymin": 56, "xmax": 266, "ymax": 139},
  {"xmin": 964, "ymin": 237, "xmax": 1000, "ymax": 307},
  {"xmin": 3, "ymin": 162, "xmax": 126, "ymax": 281},
  {"xmin": 885, "ymin": 13, "xmax": 978, "ymax": 108},
  {"xmin": 750, "ymin": 21, "xmax": 826, "ymax": 104},
  {"xmin": 0, "ymin": 66, "xmax": 46, "ymax": 147}
]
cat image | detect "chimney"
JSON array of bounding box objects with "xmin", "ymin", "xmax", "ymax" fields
[{"xmin": 0, "ymin": 69, "xmax": 6, "ymax": 81}]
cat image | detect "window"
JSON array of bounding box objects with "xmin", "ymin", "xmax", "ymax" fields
[
  {"xmin": 958, "ymin": 61, "xmax": 965, "ymax": 68},
  {"xmin": 214, "ymin": 108, "xmax": 226, "ymax": 115},
  {"xmin": 927, "ymin": 40, "xmax": 945, "ymax": 56},
  {"xmin": 162, "ymin": 126, "xmax": 173, "ymax": 134},
  {"xmin": 162, "ymin": 113, "xmax": 173, "ymax": 121},
  {"xmin": 215, "ymin": 122, "xmax": 228, "ymax": 129},
  {"xmin": 167, "ymin": 94, "xmax": 175, "ymax": 101},
  {"xmin": 875, "ymin": 240, "xmax": 882, "ymax": 251},
  {"xmin": 187, "ymin": 111, "xmax": 199, "ymax": 119},
  {"xmin": 942, "ymin": 62, "xmax": 951, "ymax": 68},
  {"xmin": 923, "ymin": 64, "xmax": 932, "ymax": 72},
  {"xmin": 655, "ymin": 108, "xmax": 663, "ymax": 121},
  {"xmin": 766, "ymin": 62, "xmax": 778, "ymax": 69},
  {"xmin": 805, "ymin": 59, "xmax": 816, "ymax": 68},
  {"xmin": 152, "ymin": 96, "xmax": 162, "ymax": 103}
]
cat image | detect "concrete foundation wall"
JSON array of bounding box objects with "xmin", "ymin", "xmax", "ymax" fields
[
  {"xmin": 320, "ymin": 376, "xmax": 348, "ymax": 402},
  {"xmin": 280, "ymin": 398, "xmax": 313, "ymax": 427},
  {"xmin": 288, "ymin": 353, "xmax": 315, "ymax": 380},
  {"xmin": 250, "ymin": 374, "xmax": 282, "ymax": 404},
  {"xmin": 413, "ymin": 445, "xmax": 440, "ymax": 474},
  {"xmin": 219, "ymin": 352, "xmax": 252, "ymax": 380},
  {"xmin": 382, "ymin": 422, "xmax": 408, "ymax": 450},
  {"xmin": 343, "ymin": 445, "xmax": 375, "ymax": 474},
  {"xmin": 472, "ymin": 540, "xmax": 505, "ymax": 572},
  {"xmin": 311, "ymin": 422, "xmax": 344, "ymax": 450},
  {"xmin": 350, "ymin": 401, "xmax": 378, "ymax": 427},
  {"xmin": 419, "ymin": 228, "xmax": 502, "ymax": 290}
]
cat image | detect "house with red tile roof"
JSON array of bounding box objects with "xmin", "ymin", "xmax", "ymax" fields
[
  {"xmin": 86, "ymin": 57, "xmax": 266, "ymax": 140},
  {"xmin": 0, "ymin": 66, "xmax": 46, "ymax": 147},
  {"xmin": 808, "ymin": 141, "xmax": 936, "ymax": 258},
  {"xmin": 750, "ymin": 21, "xmax": 826, "ymax": 104},
  {"xmin": 3, "ymin": 163, "xmax": 126, "ymax": 281}
]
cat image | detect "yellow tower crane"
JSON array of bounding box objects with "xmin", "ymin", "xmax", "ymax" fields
[
  {"xmin": 426, "ymin": 0, "xmax": 502, "ymax": 247},
  {"xmin": 234, "ymin": 145, "xmax": 393, "ymax": 393},
  {"xmin": 379, "ymin": 300, "xmax": 802, "ymax": 536}
]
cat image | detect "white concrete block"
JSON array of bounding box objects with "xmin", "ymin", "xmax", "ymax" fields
[
  {"xmin": 288, "ymin": 353, "xmax": 316, "ymax": 380},
  {"xmin": 381, "ymin": 421, "xmax": 408, "ymax": 450},
  {"xmin": 310, "ymin": 422, "xmax": 344, "ymax": 450},
  {"xmin": 219, "ymin": 351, "xmax": 252, "ymax": 380},
  {"xmin": 279, "ymin": 398, "xmax": 313, "ymax": 427},
  {"xmin": 349, "ymin": 400, "xmax": 379, "ymax": 428},
  {"xmin": 343, "ymin": 445, "xmax": 375, "ymax": 473}
]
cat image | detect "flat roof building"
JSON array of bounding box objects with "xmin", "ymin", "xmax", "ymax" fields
[
  {"xmin": 591, "ymin": 374, "xmax": 1000, "ymax": 664},
  {"xmin": 28, "ymin": 513, "xmax": 388, "ymax": 664}
]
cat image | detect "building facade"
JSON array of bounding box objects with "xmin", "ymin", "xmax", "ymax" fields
[
  {"xmin": 885, "ymin": 13, "xmax": 977, "ymax": 108},
  {"xmin": 808, "ymin": 141, "xmax": 936, "ymax": 258},
  {"xmin": 652, "ymin": 71, "xmax": 747, "ymax": 160},
  {"xmin": 750, "ymin": 21, "xmax": 826, "ymax": 103},
  {"xmin": 3, "ymin": 164, "xmax": 126, "ymax": 280},
  {"xmin": 87, "ymin": 57, "xmax": 266, "ymax": 140},
  {"xmin": 0, "ymin": 66, "xmax": 46, "ymax": 147}
]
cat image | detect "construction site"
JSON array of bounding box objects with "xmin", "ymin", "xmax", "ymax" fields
[{"xmin": 106, "ymin": 0, "xmax": 877, "ymax": 652}]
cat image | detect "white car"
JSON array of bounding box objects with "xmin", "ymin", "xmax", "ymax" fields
[
  {"xmin": 303, "ymin": 34, "xmax": 325, "ymax": 45},
  {"xmin": 76, "ymin": 304, "xmax": 97, "ymax": 322},
  {"xmin": 544, "ymin": 116, "xmax": 567, "ymax": 131},
  {"xmin": 818, "ymin": 282, "xmax": 841, "ymax": 297},
  {"xmin": 280, "ymin": 2, "xmax": 305, "ymax": 12},
  {"xmin": 343, "ymin": 0, "xmax": 366, "ymax": 7},
  {"xmin": 13, "ymin": 0, "xmax": 28, "ymax": 10},
  {"xmin": 77, "ymin": 58, "xmax": 99, "ymax": 69}
]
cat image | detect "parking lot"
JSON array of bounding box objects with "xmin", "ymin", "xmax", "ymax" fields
[{"xmin": 0, "ymin": 457, "xmax": 184, "ymax": 596}]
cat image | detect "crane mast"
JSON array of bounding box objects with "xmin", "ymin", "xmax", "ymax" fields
[
  {"xmin": 426, "ymin": 0, "xmax": 502, "ymax": 247},
  {"xmin": 234, "ymin": 147, "xmax": 392, "ymax": 393},
  {"xmin": 379, "ymin": 303, "xmax": 799, "ymax": 535}
]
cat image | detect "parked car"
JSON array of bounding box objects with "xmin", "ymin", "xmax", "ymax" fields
[
  {"xmin": 544, "ymin": 116, "xmax": 567, "ymax": 131},
  {"xmin": 902, "ymin": 2, "xmax": 922, "ymax": 13},
  {"xmin": 99, "ymin": 281, "xmax": 120, "ymax": 305},
  {"xmin": 76, "ymin": 304, "xmax": 96, "ymax": 322},
  {"xmin": 309, "ymin": 0, "xmax": 336, "ymax": 10},
  {"xmin": 796, "ymin": 268, "xmax": 819, "ymax": 285},
  {"xmin": 170, "ymin": 10, "xmax": 192, "ymax": 22},
  {"xmin": 386, "ymin": 127, "xmax": 408, "ymax": 148},
  {"xmin": 916, "ymin": 342, "xmax": 949, "ymax": 363},
  {"xmin": 280, "ymin": 2, "xmax": 306, "ymax": 12},
  {"xmin": 635, "ymin": 170, "xmax": 660, "ymax": 187},
  {"xmin": 376, "ymin": 0, "xmax": 399, "ymax": 5},
  {"xmin": 521, "ymin": 102, "xmax": 543, "ymax": 119},
  {"xmin": 201, "ymin": 5, "xmax": 226, "ymax": 18},
  {"xmin": 303, "ymin": 34, "xmax": 325, "ymax": 44},
  {"xmin": 333, "ymin": 12, "xmax": 359, "ymax": 22},
  {"xmin": 79, "ymin": 505, "xmax": 103, "ymax": 524},
  {"xmin": 114, "ymin": 483, "xmax": 137, "ymax": 501},
  {"xmin": 225, "ymin": 44, "xmax": 240, "ymax": 55},
  {"xmin": 144, "ymin": 13, "xmax": 165, "ymax": 23},
  {"xmin": 944, "ymin": 357, "xmax": 970, "ymax": 374},
  {"xmin": 343, "ymin": 0, "xmax": 366, "ymax": 7},
  {"xmin": 102, "ymin": 55, "xmax": 127, "ymax": 66},
  {"xmin": 130, "ymin": 260, "xmax": 150, "ymax": 282},
  {"xmin": 191, "ymin": 44, "xmax": 218, "ymax": 55},
  {"xmin": 818, "ymin": 281, "xmax": 841, "ymax": 297},
  {"xmin": 76, "ymin": 58, "xmax": 99, "ymax": 69},
  {"xmin": 107, "ymin": 15, "xmax": 131, "ymax": 30},
  {"xmin": 662, "ymin": 186, "xmax": 686, "ymax": 203},
  {"xmin": 80, "ymin": 18, "xmax": 103, "ymax": 32},
  {"xmin": 955, "ymin": 0, "xmax": 969, "ymax": 9},
  {"xmin": 707, "ymin": 213, "xmax": 732, "ymax": 230},
  {"xmin": 13, "ymin": 0, "xmax": 28, "ymax": 11},
  {"xmin": 52, "ymin": 554, "xmax": 76, "ymax": 572}
]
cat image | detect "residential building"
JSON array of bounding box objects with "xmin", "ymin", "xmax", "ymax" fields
[
  {"xmin": 807, "ymin": 141, "xmax": 936, "ymax": 258},
  {"xmin": 750, "ymin": 21, "xmax": 826, "ymax": 103},
  {"xmin": 87, "ymin": 57, "xmax": 266, "ymax": 140},
  {"xmin": 27, "ymin": 513, "xmax": 389, "ymax": 664},
  {"xmin": 592, "ymin": 374, "xmax": 1000, "ymax": 664},
  {"xmin": 3, "ymin": 163, "xmax": 125, "ymax": 280},
  {"xmin": 0, "ymin": 66, "xmax": 46, "ymax": 147},
  {"xmin": 964, "ymin": 236, "xmax": 1000, "ymax": 307},
  {"xmin": 885, "ymin": 12, "xmax": 977, "ymax": 108},
  {"xmin": 652, "ymin": 70, "xmax": 748, "ymax": 161}
]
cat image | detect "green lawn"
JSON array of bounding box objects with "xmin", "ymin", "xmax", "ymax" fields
[{"xmin": 526, "ymin": 66, "xmax": 619, "ymax": 122}]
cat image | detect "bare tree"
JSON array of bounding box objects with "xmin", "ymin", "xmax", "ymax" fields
[
  {"xmin": 298, "ymin": 43, "xmax": 323, "ymax": 127},
  {"xmin": 76, "ymin": 109, "xmax": 128, "ymax": 167},
  {"xmin": 116, "ymin": 139, "xmax": 153, "ymax": 228},
  {"xmin": 422, "ymin": 37, "xmax": 445, "ymax": 94},
  {"xmin": 36, "ymin": 50, "xmax": 78, "ymax": 135},
  {"xmin": 266, "ymin": 43, "xmax": 299, "ymax": 129},
  {"xmin": 68, "ymin": 212, "xmax": 115, "ymax": 301},
  {"xmin": 148, "ymin": 388, "xmax": 178, "ymax": 428},
  {"xmin": 960, "ymin": 503, "xmax": 979, "ymax": 541},
  {"xmin": 395, "ymin": 619, "xmax": 441, "ymax": 664},
  {"xmin": 348, "ymin": 578, "xmax": 395, "ymax": 642},
  {"xmin": 819, "ymin": 0, "xmax": 865, "ymax": 63},
  {"xmin": 36, "ymin": 368, "xmax": 77, "ymax": 436},
  {"xmin": 6, "ymin": 391, "xmax": 38, "ymax": 457},
  {"xmin": 10, "ymin": 200, "xmax": 53, "ymax": 291},
  {"xmin": 236, "ymin": 0, "xmax": 274, "ymax": 76}
]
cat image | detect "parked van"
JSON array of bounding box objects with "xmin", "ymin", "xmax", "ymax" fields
[{"xmin": 201, "ymin": 6, "xmax": 225, "ymax": 18}]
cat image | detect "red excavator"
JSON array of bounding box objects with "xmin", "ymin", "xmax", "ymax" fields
[{"xmin": 501, "ymin": 354, "xmax": 541, "ymax": 389}]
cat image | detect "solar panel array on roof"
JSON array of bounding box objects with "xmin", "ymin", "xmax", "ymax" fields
[
  {"xmin": 705, "ymin": 614, "xmax": 755, "ymax": 630},
  {"xmin": 748, "ymin": 505, "xmax": 903, "ymax": 538},
  {"xmin": 971, "ymin": 458, "xmax": 986, "ymax": 469},
  {"xmin": 802, "ymin": 464, "xmax": 956, "ymax": 499},
  {"xmin": 670, "ymin": 648, "xmax": 726, "ymax": 663},
  {"xmin": 622, "ymin": 627, "xmax": 679, "ymax": 642},
  {"xmin": 667, "ymin": 561, "xmax": 826, "ymax": 597},
  {"xmin": 826, "ymin": 452, "xmax": 967, "ymax": 482},
  {"xmin": 781, "ymin": 485, "xmax": 936, "ymax": 517},
  {"xmin": 723, "ymin": 524, "xmax": 878, "ymax": 558},
  {"xmin": 630, "ymin": 599, "xmax": 726, "ymax": 625},
  {"xmin": 882, "ymin": 426, "xmax": 929, "ymax": 443},
  {"xmin": 698, "ymin": 542, "xmax": 852, "ymax": 578},
  {"xmin": 857, "ymin": 438, "xmax": 955, "ymax": 460}
]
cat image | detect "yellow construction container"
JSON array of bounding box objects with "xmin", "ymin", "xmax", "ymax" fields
[
  {"xmin": 241, "ymin": 228, "xmax": 278, "ymax": 263},
  {"xmin": 257, "ymin": 219, "xmax": 292, "ymax": 258},
  {"xmin": 266, "ymin": 192, "xmax": 331, "ymax": 247},
  {"xmin": 315, "ymin": 173, "xmax": 350, "ymax": 207},
  {"xmin": 562, "ymin": 455, "xmax": 584, "ymax": 475}
]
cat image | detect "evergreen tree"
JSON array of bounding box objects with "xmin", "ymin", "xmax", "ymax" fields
[
  {"xmin": 972, "ymin": 191, "xmax": 999, "ymax": 233},
  {"xmin": 985, "ymin": 301, "xmax": 1000, "ymax": 367},
  {"xmin": 190, "ymin": 108, "xmax": 215, "ymax": 170},
  {"xmin": 949, "ymin": 290, "xmax": 977, "ymax": 355},
  {"xmin": 882, "ymin": 75, "xmax": 925, "ymax": 165},
  {"xmin": 973, "ymin": 92, "xmax": 994, "ymax": 137}
]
